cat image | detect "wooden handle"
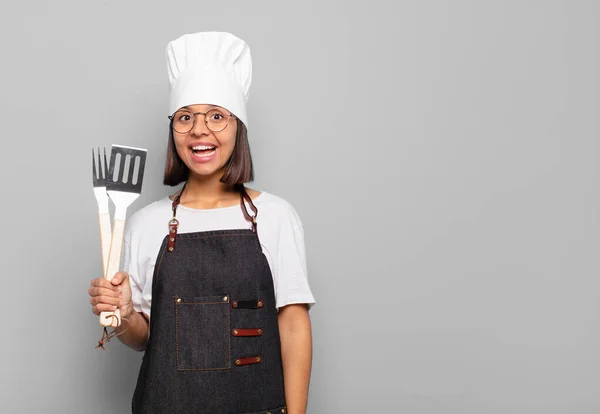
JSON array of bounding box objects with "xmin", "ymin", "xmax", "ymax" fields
[
  {"xmin": 98, "ymin": 212, "xmax": 112, "ymax": 277},
  {"xmin": 99, "ymin": 218, "xmax": 126, "ymax": 327}
]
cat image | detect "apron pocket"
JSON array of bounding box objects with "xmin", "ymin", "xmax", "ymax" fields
[{"xmin": 175, "ymin": 294, "xmax": 231, "ymax": 371}]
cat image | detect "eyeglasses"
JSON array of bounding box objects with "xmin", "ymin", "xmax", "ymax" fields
[{"xmin": 168, "ymin": 107, "xmax": 236, "ymax": 133}]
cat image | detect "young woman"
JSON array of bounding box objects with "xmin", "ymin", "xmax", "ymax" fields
[{"xmin": 88, "ymin": 31, "xmax": 315, "ymax": 413}]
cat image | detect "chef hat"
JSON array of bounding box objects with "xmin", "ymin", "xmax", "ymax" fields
[{"xmin": 166, "ymin": 31, "xmax": 252, "ymax": 127}]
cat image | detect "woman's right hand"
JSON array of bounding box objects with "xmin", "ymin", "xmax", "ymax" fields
[{"xmin": 89, "ymin": 272, "xmax": 134, "ymax": 320}]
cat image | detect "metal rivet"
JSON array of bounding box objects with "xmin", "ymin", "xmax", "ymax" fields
[
  {"xmin": 257, "ymin": 301, "xmax": 263, "ymax": 308},
  {"xmin": 235, "ymin": 359, "xmax": 241, "ymax": 366},
  {"xmin": 257, "ymin": 329, "xmax": 263, "ymax": 335},
  {"xmin": 170, "ymin": 228, "xmax": 176, "ymax": 233},
  {"xmin": 169, "ymin": 237, "xmax": 174, "ymax": 242},
  {"xmin": 223, "ymin": 296, "xmax": 228, "ymax": 302},
  {"xmin": 256, "ymin": 356, "xmax": 261, "ymax": 362},
  {"xmin": 168, "ymin": 247, "xmax": 174, "ymax": 252},
  {"xmin": 232, "ymin": 302, "xmax": 238, "ymax": 308},
  {"xmin": 281, "ymin": 409, "xmax": 286, "ymax": 413},
  {"xmin": 176, "ymin": 298, "xmax": 182, "ymax": 303},
  {"xmin": 233, "ymin": 330, "xmax": 238, "ymax": 336}
]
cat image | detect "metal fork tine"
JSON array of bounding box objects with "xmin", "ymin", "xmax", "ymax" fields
[
  {"xmin": 103, "ymin": 147, "xmax": 109, "ymax": 181},
  {"xmin": 98, "ymin": 147, "xmax": 105, "ymax": 185},
  {"xmin": 92, "ymin": 148, "xmax": 95, "ymax": 177},
  {"xmin": 97, "ymin": 147, "xmax": 101, "ymax": 180},
  {"xmin": 92, "ymin": 148, "xmax": 98, "ymax": 184}
]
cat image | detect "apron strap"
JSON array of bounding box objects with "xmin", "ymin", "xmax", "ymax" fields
[
  {"xmin": 167, "ymin": 182, "xmax": 260, "ymax": 253},
  {"xmin": 236, "ymin": 183, "xmax": 262, "ymax": 246},
  {"xmin": 236, "ymin": 183, "xmax": 259, "ymax": 234},
  {"xmin": 167, "ymin": 181, "xmax": 187, "ymax": 252},
  {"xmin": 171, "ymin": 180, "xmax": 187, "ymax": 213}
]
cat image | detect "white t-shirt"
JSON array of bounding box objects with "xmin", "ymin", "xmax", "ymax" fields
[{"xmin": 121, "ymin": 191, "xmax": 315, "ymax": 319}]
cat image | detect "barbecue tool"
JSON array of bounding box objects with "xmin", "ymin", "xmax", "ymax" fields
[
  {"xmin": 92, "ymin": 147, "xmax": 112, "ymax": 276},
  {"xmin": 99, "ymin": 144, "xmax": 147, "ymax": 328}
]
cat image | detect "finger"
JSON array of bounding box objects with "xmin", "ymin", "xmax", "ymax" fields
[
  {"xmin": 88, "ymin": 287, "xmax": 121, "ymax": 299},
  {"xmin": 92, "ymin": 303, "xmax": 119, "ymax": 315},
  {"xmin": 110, "ymin": 272, "xmax": 129, "ymax": 286},
  {"xmin": 89, "ymin": 286, "xmax": 117, "ymax": 296},
  {"xmin": 90, "ymin": 295, "xmax": 121, "ymax": 306},
  {"xmin": 91, "ymin": 295, "xmax": 121, "ymax": 306},
  {"xmin": 91, "ymin": 278, "xmax": 119, "ymax": 291}
]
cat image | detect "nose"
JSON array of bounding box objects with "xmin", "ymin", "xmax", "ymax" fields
[{"xmin": 190, "ymin": 114, "xmax": 210, "ymax": 136}]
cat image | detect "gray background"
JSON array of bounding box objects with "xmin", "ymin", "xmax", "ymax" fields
[{"xmin": 0, "ymin": 0, "xmax": 598, "ymax": 413}]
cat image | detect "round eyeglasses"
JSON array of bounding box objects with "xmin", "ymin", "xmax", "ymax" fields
[{"xmin": 168, "ymin": 107, "xmax": 236, "ymax": 133}]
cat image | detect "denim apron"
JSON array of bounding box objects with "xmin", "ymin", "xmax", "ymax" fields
[{"xmin": 132, "ymin": 185, "xmax": 287, "ymax": 413}]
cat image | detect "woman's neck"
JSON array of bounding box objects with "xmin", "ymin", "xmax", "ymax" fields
[{"xmin": 177, "ymin": 174, "xmax": 240, "ymax": 209}]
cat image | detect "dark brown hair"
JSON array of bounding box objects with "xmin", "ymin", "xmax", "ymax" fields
[{"xmin": 163, "ymin": 118, "xmax": 254, "ymax": 186}]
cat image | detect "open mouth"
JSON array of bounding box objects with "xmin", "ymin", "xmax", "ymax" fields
[{"xmin": 191, "ymin": 145, "xmax": 216, "ymax": 156}]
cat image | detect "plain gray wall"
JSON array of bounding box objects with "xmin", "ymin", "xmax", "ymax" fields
[{"xmin": 0, "ymin": 0, "xmax": 598, "ymax": 413}]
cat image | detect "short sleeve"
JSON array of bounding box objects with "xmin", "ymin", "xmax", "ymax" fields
[{"xmin": 273, "ymin": 210, "xmax": 316, "ymax": 310}]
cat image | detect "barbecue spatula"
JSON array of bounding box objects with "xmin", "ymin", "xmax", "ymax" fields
[{"xmin": 100, "ymin": 144, "xmax": 147, "ymax": 328}]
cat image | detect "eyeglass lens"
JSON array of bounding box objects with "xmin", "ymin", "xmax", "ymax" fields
[{"xmin": 171, "ymin": 108, "xmax": 230, "ymax": 133}]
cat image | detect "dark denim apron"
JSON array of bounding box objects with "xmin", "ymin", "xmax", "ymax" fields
[{"xmin": 132, "ymin": 185, "xmax": 287, "ymax": 413}]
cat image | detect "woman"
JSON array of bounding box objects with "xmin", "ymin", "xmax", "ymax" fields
[{"xmin": 88, "ymin": 31, "xmax": 315, "ymax": 413}]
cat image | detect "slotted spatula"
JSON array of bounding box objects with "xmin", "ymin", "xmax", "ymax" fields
[{"xmin": 100, "ymin": 144, "xmax": 147, "ymax": 328}]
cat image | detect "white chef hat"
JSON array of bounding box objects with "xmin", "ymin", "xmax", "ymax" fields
[{"xmin": 166, "ymin": 31, "xmax": 252, "ymax": 127}]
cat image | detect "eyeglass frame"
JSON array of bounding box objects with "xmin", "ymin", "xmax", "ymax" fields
[{"xmin": 168, "ymin": 107, "xmax": 237, "ymax": 133}]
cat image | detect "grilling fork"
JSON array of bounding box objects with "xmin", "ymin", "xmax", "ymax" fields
[{"xmin": 92, "ymin": 147, "xmax": 112, "ymax": 277}]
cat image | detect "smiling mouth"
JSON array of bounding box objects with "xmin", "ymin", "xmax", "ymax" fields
[{"xmin": 192, "ymin": 145, "xmax": 216, "ymax": 156}]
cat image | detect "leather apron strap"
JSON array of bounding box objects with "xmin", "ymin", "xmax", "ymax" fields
[{"xmin": 167, "ymin": 183, "xmax": 260, "ymax": 253}]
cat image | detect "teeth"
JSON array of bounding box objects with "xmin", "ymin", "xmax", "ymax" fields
[{"xmin": 193, "ymin": 145, "xmax": 216, "ymax": 151}]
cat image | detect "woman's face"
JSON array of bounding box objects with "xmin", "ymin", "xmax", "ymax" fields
[{"xmin": 172, "ymin": 104, "xmax": 238, "ymax": 179}]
